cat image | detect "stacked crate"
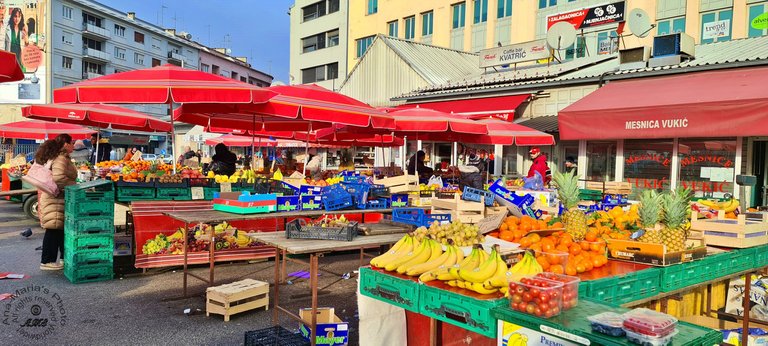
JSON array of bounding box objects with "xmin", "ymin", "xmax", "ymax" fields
[{"xmin": 64, "ymin": 181, "xmax": 115, "ymax": 283}]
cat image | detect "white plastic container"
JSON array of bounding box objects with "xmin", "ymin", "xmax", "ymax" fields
[{"xmin": 625, "ymin": 329, "xmax": 678, "ymax": 346}]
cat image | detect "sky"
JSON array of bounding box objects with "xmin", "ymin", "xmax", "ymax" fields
[{"xmin": 98, "ymin": 0, "xmax": 294, "ymax": 83}]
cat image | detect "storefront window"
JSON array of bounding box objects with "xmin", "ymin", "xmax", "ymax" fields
[
  {"xmin": 624, "ymin": 139, "xmax": 673, "ymax": 198},
  {"xmin": 560, "ymin": 142, "xmax": 579, "ymax": 175},
  {"xmin": 677, "ymin": 138, "xmax": 737, "ymax": 198},
  {"xmin": 433, "ymin": 143, "xmax": 452, "ymax": 170},
  {"xmin": 502, "ymin": 146, "xmax": 517, "ymax": 175},
  {"xmin": 585, "ymin": 141, "xmax": 616, "ymax": 182}
]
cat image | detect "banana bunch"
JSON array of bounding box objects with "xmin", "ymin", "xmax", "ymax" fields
[
  {"xmin": 167, "ymin": 228, "xmax": 184, "ymax": 241},
  {"xmin": 404, "ymin": 241, "xmax": 462, "ymax": 276},
  {"xmin": 507, "ymin": 251, "xmax": 543, "ymax": 284},
  {"xmin": 698, "ymin": 198, "xmax": 739, "ymax": 212},
  {"xmin": 421, "ymin": 245, "xmax": 482, "ymax": 283},
  {"xmin": 234, "ymin": 230, "xmax": 252, "ymax": 247},
  {"xmin": 370, "ymin": 234, "xmax": 418, "ymax": 269}
]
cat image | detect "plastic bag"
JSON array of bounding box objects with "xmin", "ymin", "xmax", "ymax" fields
[
  {"xmin": 523, "ymin": 171, "xmax": 544, "ymax": 191},
  {"xmin": 427, "ymin": 175, "xmax": 443, "ymax": 188}
]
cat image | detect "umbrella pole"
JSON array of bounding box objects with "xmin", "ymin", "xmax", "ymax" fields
[
  {"xmin": 169, "ymin": 101, "xmax": 176, "ymax": 174},
  {"xmin": 303, "ymin": 123, "xmax": 311, "ymax": 176},
  {"xmin": 94, "ymin": 132, "xmax": 99, "ymax": 165},
  {"xmin": 251, "ymin": 114, "xmax": 256, "ymax": 171}
]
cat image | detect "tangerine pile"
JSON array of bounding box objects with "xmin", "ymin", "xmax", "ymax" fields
[
  {"xmin": 491, "ymin": 215, "xmax": 563, "ymax": 243},
  {"xmin": 518, "ymin": 231, "xmax": 608, "ymax": 276}
]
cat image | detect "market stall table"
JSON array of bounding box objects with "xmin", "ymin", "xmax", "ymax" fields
[{"xmin": 249, "ymin": 231, "xmax": 408, "ymax": 346}]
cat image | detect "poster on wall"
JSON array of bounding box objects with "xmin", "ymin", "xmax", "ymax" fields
[
  {"xmin": 547, "ymin": 1, "xmax": 626, "ymax": 30},
  {"xmin": 0, "ymin": 0, "xmax": 47, "ymax": 104},
  {"xmin": 702, "ymin": 19, "xmax": 730, "ymax": 40}
]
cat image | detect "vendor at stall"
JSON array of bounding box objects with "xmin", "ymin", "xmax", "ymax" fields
[
  {"xmin": 210, "ymin": 143, "xmax": 237, "ymax": 176},
  {"xmin": 407, "ymin": 150, "xmax": 433, "ymax": 177},
  {"xmin": 304, "ymin": 148, "xmax": 323, "ymax": 180},
  {"xmin": 70, "ymin": 140, "xmax": 91, "ymax": 163},
  {"xmin": 527, "ymin": 147, "xmax": 551, "ymax": 185}
]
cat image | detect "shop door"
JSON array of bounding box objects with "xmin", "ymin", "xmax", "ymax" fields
[{"xmin": 753, "ymin": 141, "xmax": 767, "ymax": 207}]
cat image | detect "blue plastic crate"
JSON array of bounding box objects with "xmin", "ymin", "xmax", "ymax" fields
[
  {"xmin": 339, "ymin": 170, "xmax": 360, "ymax": 177},
  {"xmin": 299, "ymin": 185, "xmax": 324, "ymax": 195},
  {"xmin": 276, "ymin": 195, "xmax": 301, "ymax": 212},
  {"xmin": 392, "ymin": 208, "xmax": 451, "ymax": 228},
  {"xmin": 603, "ymin": 194, "xmax": 629, "ymax": 205},
  {"xmin": 342, "ymin": 182, "xmax": 371, "ymax": 208},
  {"xmin": 323, "ymin": 195, "xmax": 354, "ymax": 211},
  {"xmin": 300, "ymin": 195, "xmax": 323, "ymax": 210},
  {"xmin": 370, "ymin": 184, "xmax": 389, "ymax": 198},
  {"xmin": 462, "ymin": 186, "xmax": 495, "ymax": 206},
  {"xmin": 363, "ymin": 198, "xmax": 390, "ymax": 210},
  {"xmin": 343, "ymin": 175, "xmax": 369, "ymax": 184}
]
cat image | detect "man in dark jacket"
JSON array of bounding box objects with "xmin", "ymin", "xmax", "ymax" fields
[
  {"xmin": 211, "ymin": 143, "xmax": 237, "ymax": 176},
  {"xmin": 527, "ymin": 147, "xmax": 551, "ymax": 185}
]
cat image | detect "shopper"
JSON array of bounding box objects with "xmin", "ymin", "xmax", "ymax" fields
[
  {"xmin": 178, "ymin": 146, "xmax": 197, "ymax": 165},
  {"xmin": 123, "ymin": 147, "xmax": 137, "ymax": 161},
  {"xmin": 305, "ymin": 148, "xmax": 323, "ymax": 180},
  {"xmin": 34, "ymin": 134, "xmax": 77, "ymax": 270},
  {"xmin": 69, "ymin": 140, "xmax": 91, "ymax": 163},
  {"xmin": 564, "ymin": 156, "xmax": 578, "ymax": 174},
  {"xmin": 527, "ymin": 147, "xmax": 551, "ymax": 185},
  {"xmin": 210, "ymin": 143, "xmax": 237, "ymax": 176},
  {"xmin": 407, "ymin": 150, "xmax": 433, "ymax": 177}
]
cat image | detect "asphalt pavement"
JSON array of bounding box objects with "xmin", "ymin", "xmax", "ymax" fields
[{"xmin": 0, "ymin": 200, "xmax": 364, "ymax": 345}]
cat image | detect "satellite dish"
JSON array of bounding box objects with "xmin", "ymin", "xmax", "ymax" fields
[
  {"xmin": 546, "ymin": 22, "xmax": 577, "ymax": 50},
  {"xmin": 628, "ymin": 8, "xmax": 655, "ymax": 38}
]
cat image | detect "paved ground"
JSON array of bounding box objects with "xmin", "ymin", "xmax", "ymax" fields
[{"xmin": 0, "ymin": 200, "xmax": 365, "ymax": 346}]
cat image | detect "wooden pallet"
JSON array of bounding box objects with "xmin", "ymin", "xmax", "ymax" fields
[
  {"xmin": 585, "ymin": 181, "xmax": 632, "ymax": 195},
  {"xmin": 431, "ymin": 195, "xmax": 485, "ymax": 224},
  {"xmin": 206, "ymin": 279, "xmax": 269, "ymax": 321},
  {"xmin": 690, "ymin": 211, "xmax": 768, "ymax": 248},
  {"xmin": 374, "ymin": 175, "xmax": 419, "ymax": 193}
]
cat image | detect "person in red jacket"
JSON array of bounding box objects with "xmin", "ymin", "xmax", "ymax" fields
[{"xmin": 527, "ymin": 147, "xmax": 551, "ymax": 185}]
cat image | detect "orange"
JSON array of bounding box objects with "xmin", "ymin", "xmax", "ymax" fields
[
  {"xmin": 580, "ymin": 242, "xmax": 591, "ymax": 251},
  {"xmin": 519, "ymin": 223, "xmax": 532, "ymax": 232},
  {"xmin": 536, "ymin": 256, "xmax": 551, "ymax": 271},
  {"xmin": 506, "ymin": 216, "xmax": 519, "ymax": 225},
  {"xmin": 500, "ymin": 223, "xmax": 509, "ymax": 232},
  {"xmin": 592, "ymin": 257, "xmax": 603, "ymax": 268},
  {"xmin": 527, "ymin": 233, "xmax": 541, "ymax": 244},
  {"xmin": 569, "ymin": 243, "xmax": 582, "ymax": 255},
  {"xmin": 546, "ymin": 252, "xmax": 564, "ymax": 265},
  {"xmin": 519, "ymin": 237, "xmax": 532, "ymax": 248},
  {"xmin": 540, "ymin": 239, "xmax": 555, "ymax": 252},
  {"xmin": 565, "ymin": 264, "xmax": 578, "ymax": 276},
  {"xmin": 575, "ymin": 263, "xmax": 586, "ymax": 273},
  {"xmin": 529, "ymin": 243, "xmax": 543, "ymax": 253},
  {"xmin": 555, "ymin": 245, "xmax": 570, "ymax": 253},
  {"xmin": 550, "ymin": 264, "xmax": 564, "ymax": 275},
  {"xmin": 585, "ymin": 231, "xmax": 598, "ymax": 242}
]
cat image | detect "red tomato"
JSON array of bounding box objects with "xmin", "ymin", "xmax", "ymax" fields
[
  {"xmin": 526, "ymin": 304, "xmax": 536, "ymax": 314},
  {"xmin": 522, "ymin": 292, "xmax": 533, "ymax": 302}
]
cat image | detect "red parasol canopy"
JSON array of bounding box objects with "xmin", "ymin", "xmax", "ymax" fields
[
  {"xmin": 0, "ymin": 120, "xmax": 95, "ymax": 140},
  {"xmin": 0, "ymin": 51, "xmax": 24, "ymax": 83},
  {"xmin": 472, "ymin": 118, "xmax": 555, "ymax": 146},
  {"xmin": 22, "ymin": 104, "xmax": 172, "ymax": 132},
  {"xmin": 53, "ymin": 64, "xmax": 276, "ymax": 104},
  {"xmin": 205, "ymin": 134, "xmax": 341, "ymax": 148}
]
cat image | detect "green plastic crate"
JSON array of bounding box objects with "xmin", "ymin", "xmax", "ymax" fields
[
  {"xmin": 65, "ymin": 200, "xmax": 114, "ymax": 219},
  {"xmin": 203, "ymin": 187, "xmax": 219, "ymax": 200},
  {"xmin": 116, "ymin": 186, "xmax": 155, "ymax": 201},
  {"xmin": 755, "ymin": 244, "xmax": 768, "ymax": 266},
  {"xmin": 359, "ymin": 267, "xmax": 420, "ymax": 312},
  {"xmin": 419, "ymin": 283, "xmax": 507, "ymax": 338},
  {"xmin": 660, "ymin": 259, "xmax": 714, "ymax": 292},
  {"xmin": 64, "ymin": 264, "xmax": 113, "ymax": 284},
  {"xmin": 156, "ymin": 187, "xmax": 191, "ymax": 200},
  {"xmin": 64, "ymin": 181, "xmax": 115, "ymax": 203},
  {"xmin": 64, "ymin": 250, "xmax": 113, "ymax": 267},
  {"xmin": 731, "ymin": 247, "xmax": 757, "ymax": 273},
  {"xmin": 65, "ymin": 234, "xmax": 114, "ymax": 253},
  {"xmin": 587, "ymin": 267, "xmax": 661, "ymax": 305},
  {"xmin": 64, "ymin": 218, "xmax": 114, "ymax": 237}
]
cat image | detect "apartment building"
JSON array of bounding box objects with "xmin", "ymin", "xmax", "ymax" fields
[
  {"xmin": 347, "ymin": 0, "xmax": 768, "ymax": 69},
  {"xmin": 198, "ymin": 47, "xmax": 273, "ymax": 87},
  {"xmin": 289, "ymin": 0, "xmax": 348, "ymax": 90}
]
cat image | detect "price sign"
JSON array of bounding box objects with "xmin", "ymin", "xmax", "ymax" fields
[
  {"xmin": 191, "ymin": 187, "xmax": 204, "ymax": 200},
  {"xmin": 220, "ymin": 182, "xmax": 232, "ymax": 192}
]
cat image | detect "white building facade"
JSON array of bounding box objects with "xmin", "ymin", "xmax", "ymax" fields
[{"xmin": 289, "ymin": 0, "xmax": 348, "ymax": 90}]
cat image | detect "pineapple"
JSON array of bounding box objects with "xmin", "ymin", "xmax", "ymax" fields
[
  {"xmin": 661, "ymin": 188, "xmax": 692, "ymax": 252},
  {"xmin": 552, "ymin": 170, "xmax": 587, "ymax": 241},
  {"xmin": 637, "ymin": 190, "xmax": 663, "ymax": 244}
]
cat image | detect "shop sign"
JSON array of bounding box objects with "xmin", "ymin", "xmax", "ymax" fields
[
  {"xmin": 479, "ymin": 40, "xmax": 549, "ymax": 68},
  {"xmin": 679, "ymin": 155, "xmax": 733, "ymax": 168},
  {"xmin": 626, "ymin": 178, "xmax": 731, "ymax": 193},
  {"xmin": 752, "ymin": 12, "xmax": 768, "ymax": 30},
  {"xmin": 547, "ymin": 1, "xmax": 626, "ymax": 30},
  {"xmin": 702, "ymin": 19, "xmax": 730, "ymax": 40},
  {"xmin": 625, "ymin": 118, "xmax": 689, "ymax": 130},
  {"xmin": 625, "ymin": 154, "xmax": 671, "ymax": 167}
]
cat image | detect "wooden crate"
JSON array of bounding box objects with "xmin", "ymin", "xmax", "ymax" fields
[
  {"xmin": 431, "ymin": 195, "xmax": 485, "ymax": 224},
  {"xmin": 375, "ymin": 175, "xmax": 418, "ymax": 193},
  {"xmin": 585, "ymin": 181, "xmax": 632, "ymax": 194},
  {"xmin": 206, "ymin": 279, "xmax": 269, "ymax": 321},
  {"xmin": 690, "ymin": 211, "xmax": 768, "ymax": 248}
]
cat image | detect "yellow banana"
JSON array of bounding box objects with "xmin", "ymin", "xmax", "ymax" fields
[
  {"xmin": 483, "ymin": 252, "xmax": 510, "ymax": 289},
  {"xmin": 722, "ymin": 199, "xmax": 739, "ymax": 213},
  {"xmin": 499, "ymin": 286, "xmax": 509, "ymax": 295},
  {"xmin": 406, "ymin": 244, "xmax": 453, "ymax": 276},
  {"xmin": 509, "ymin": 251, "xmax": 538, "ymax": 282},
  {"xmin": 449, "ymin": 245, "xmax": 481, "ymax": 279},
  {"xmin": 392, "ymin": 239, "xmax": 433, "ymax": 273},
  {"xmin": 446, "ymin": 280, "xmax": 458, "ymax": 287},
  {"xmin": 468, "ymin": 281, "xmax": 499, "ymax": 295},
  {"xmin": 459, "ymin": 245, "xmax": 500, "ymax": 283},
  {"xmin": 389, "ymin": 234, "xmax": 410, "ymax": 253},
  {"xmin": 456, "ymin": 280, "xmax": 467, "ymax": 289},
  {"xmin": 699, "ymin": 199, "xmax": 720, "ymax": 209},
  {"xmin": 453, "ymin": 244, "xmax": 464, "ymax": 264},
  {"xmin": 370, "ymin": 235, "xmax": 412, "ymax": 268}
]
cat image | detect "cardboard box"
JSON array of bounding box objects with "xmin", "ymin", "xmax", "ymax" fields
[
  {"xmin": 299, "ymin": 307, "xmax": 349, "ymax": 346},
  {"xmin": 681, "ymin": 315, "xmax": 768, "ymax": 346},
  {"xmin": 606, "ymin": 238, "xmax": 707, "ymax": 266}
]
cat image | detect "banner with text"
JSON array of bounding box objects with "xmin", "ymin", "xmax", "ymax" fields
[
  {"xmin": 0, "ymin": 0, "xmax": 48, "ymax": 104},
  {"xmin": 479, "ymin": 39, "xmax": 549, "ymax": 68},
  {"xmin": 547, "ymin": 1, "xmax": 626, "ymax": 30}
]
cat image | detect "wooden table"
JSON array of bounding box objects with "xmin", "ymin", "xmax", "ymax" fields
[
  {"xmin": 164, "ymin": 208, "xmax": 421, "ymax": 297},
  {"xmin": 250, "ymin": 231, "xmax": 405, "ymax": 346}
]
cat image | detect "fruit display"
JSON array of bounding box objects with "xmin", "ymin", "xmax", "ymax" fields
[
  {"xmin": 412, "ymin": 221, "xmax": 485, "ymax": 247},
  {"xmin": 587, "ymin": 312, "xmax": 626, "ymax": 337},
  {"xmin": 635, "ymin": 188, "xmax": 693, "ymax": 252},
  {"xmin": 508, "ymin": 277, "xmax": 563, "ymax": 318},
  {"xmin": 516, "ymin": 231, "xmax": 608, "ymax": 275},
  {"xmin": 99, "ymin": 160, "xmax": 182, "ymax": 182},
  {"xmin": 491, "ymin": 215, "xmax": 563, "ymax": 243},
  {"xmin": 587, "ymin": 207, "xmax": 636, "ymax": 240},
  {"xmin": 552, "ymin": 170, "xmax": 588, "ymax": 242},
  {"xmin": 622, "ymin": 308, "xmax": 678, "ymax": 338},
  {"xmin": 4, "ymin": 163, "xmax": 30, "ymax": 178},
  {"xmin": 155, "ymin": 173, "xmax": 184, "ymax": 184},
  {"xmin": 310, "ymin": 214, "xmax": 349, "ymax": 228},
  {"xmin": 140, "ymin": 222, "xmax": 259, "ymax": 255},
  {"xmin": 693, "ymin": 197, "xmax": 740, "ymax": 219}
]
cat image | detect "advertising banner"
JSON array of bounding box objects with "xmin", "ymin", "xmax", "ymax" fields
[
  {"xmin": 0, "ymin": 0, "xmax": 47, "ymax": 104},
  {"xmin": 702, "ymin": 19, "xmax": 730, "ymax": 40},
  {"xmin": 547, "ymin": 1, "xmax": 626, "ymax": 30},
  {"xmin": 479, "ymin": 39, "xmax": 549, "ymax": 68}
]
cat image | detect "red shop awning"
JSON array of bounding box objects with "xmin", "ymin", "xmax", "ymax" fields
[
  {"xmin": 401, "ymin": 94, "xmax": 530, "ymax": 121},
  {"xmin": 558, "ymin": 66, "xmax": 768, "ymax": 140}
]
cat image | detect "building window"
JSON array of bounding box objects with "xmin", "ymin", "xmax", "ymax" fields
[
  {"xmin": 404, "ymin": 16, "xmax": 416, "ymax": 40},
  {"xmin": 452, "ymin": 2, "xmax": 466, "ymax": 29},
  {"xmin": 368, "ymin": 0, "xmax": 378, "ymax": 15},
  {"xmin": 329, "ymin": 0, "xmax": 340, "ymax": 13},
  {"xmin": 201, "ymin": 64, "xmax": 210, "ymax": 72},
  {"xmin": 61, "ymin": 31, "xmax": 73, "ymax": 45},
  {"xmin": 302, "ymin": 33, "xmax": 325, "ymax": 53},
  {"xmin": 212, "ymin": 65, "xmax": 220, "ymax": 75},
  {"xmin": 564, "ymin": 37, "xmax": 586, "ymax": 60},
  {"xmin": 677, "ymin": 138, "xmax": 737, "ymax": 198},
  {"xmin": 303, "ymin": 1, "xmax": 326, "ymax": 22},
  {"xmin": 134, "ymin": 53, "xmax": 144, "ymax": 65},
  {"xmin": 327, "ymin": 29, "xmax": 339, "ymax": 47},
  {"xmin": 301, "ymin": 63, "xmax": 338, "ymax": 83},
  {"xmin": 596, "ymin": 30, "xmax": 619, "ymax": 55},
  {"xmin": 422, "ymin": 11, "xmax": 434, "ymax": 36},
  {"xmin": 355, "ymin": 35, "xmax": 375, "ymax": 58},
  {"xmin": 151, "ymin": 37, "xmax": 162, "ymax": 50},
  {"xmin": 497, "ymin": 0, "xmax": 512, "ymax": 18},
  {"xmin": 152, "ymin": 58, "xmax": 161, "ymax": 67},
  {"xmin": 240, "ymin": 76, "xmax": 247, "ymax": 82},
  {"xmin": 83, "ymin": 37, "xmax": 102, "ymax": 51},
  {"xmin": 586, "ymin": 141, "xmax": 617, "ymax": 182},
  {"xmin": 82, "ymin": 12, "xmax": 102, "ymax": 27},
  {"xmin": 749, "ymin": 3, "xmax": 768, "ymax": 38},
  {"xmin": 539, "ymin": 0, "xmax": 557, "ymax": 9},
  {"xmin": 657, "ymin": 16, "xmax": 686, "ymax": 35},
  {"xmin": 83, "ymin": 61, "xmax": 103, "ymax": 74},
  {"xmin": 134, "ymin": 31, "xmax": 145, "ymax": 44},
  {"xmin": 701, "ymin": 8, "xmax": 733, "ymax": 44},
  {"xmin": 62, "ymin": 56, "xmax": 73, "ymax": 69},
  {"xmin": 473, "ymin": 0, "xmax": 488, "ymax": 24},
  {"xmin": 114, "ymin": 47, "xmax": 126, "ymax": 60},
  {"xmin": 114, "ymin": 24, "xmax": 125, "ymax": 37},
  {"xmin": 62, "ymin": 5, "xmax": 73, "ymax": 19},
  {"xmin": 327, "ymin": 62, "xmax": 338, "ymax": 79},
  {"xmin": 388, "ymin": 20, "xmax": 399, "ymax": 37},
  {"xmin": 624, "ymin": 139, "xmax": 674, "ymax": 198}
]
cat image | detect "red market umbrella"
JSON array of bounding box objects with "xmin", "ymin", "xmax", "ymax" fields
[
  {"xmin": 473, "ymin": 118, "xmax": 555, "ymax": 146},
  {"xmin": 0, "ymin": 120, "xmax": 94, "ymax": 140},
  {"xmin": 205, "ymin": 134, "xmax": 340, "ymax": 148},
  {"xmin": 0, "ymin": 51, "xmax": 24, "ymax": 83},
  {"xmin": 22, "ymin": 104, "xmax": 172, "ymax": 132}
]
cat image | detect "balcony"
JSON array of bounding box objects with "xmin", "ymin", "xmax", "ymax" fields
[
  {"xmin": 82, "ymin": 47, "xmax": 110, "ymax": 63},
  {"xmin": 82, "ymin": 23, "xmax": 110, "ymax": 40},
  {"xmin": 82, "ymin": 72, "xmax": 104, "ymax": 80},
  {"xmin": 167, "ymin": 51, "xmax": 185, "ymax": 63}
]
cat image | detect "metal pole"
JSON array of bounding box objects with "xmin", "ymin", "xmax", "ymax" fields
[
  {"xmin": 251, "ymin": 114, "xmax": 256, "ymax": 171},
  {"xmin": 169, "ymin": 101, "xmax": 176, "ymax": 174},
  {"xmin": 93, "ymin": 132, "xmax": 99, "ymax": 165}
]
